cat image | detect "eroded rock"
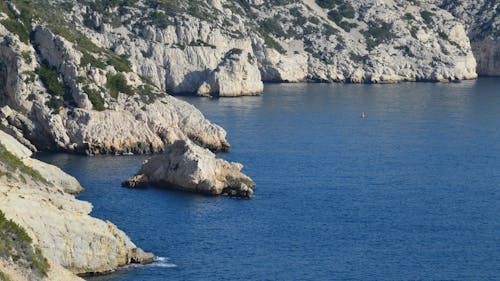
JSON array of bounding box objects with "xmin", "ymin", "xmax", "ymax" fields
[
  {"xmin": 0, "ymin": 130, "xmax": 154, "ymax": 279},
  {"xmin": 123, "ymin": 140, "xmax": 255, "ymax": 198}
]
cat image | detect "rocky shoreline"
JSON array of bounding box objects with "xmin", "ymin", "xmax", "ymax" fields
[
  {"xmin": 0, "ymin": 0, "xmax": 498, "ymax": 158},
  {"xmin": 0, "ymin": 130, "xmax": 154, "ymax": 281},
  {"xmin": 0, "ymin": 1, "xmax": 499, "ymax": 280}
]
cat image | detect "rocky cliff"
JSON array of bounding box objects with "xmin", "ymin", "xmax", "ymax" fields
[
  {"xmin": 59, "ymin": 0, "xmax": 478, "ymax": 84},
  {"xmin": 437, "ymin": 0, "xmax": 500, "ymax": 76},
  {"xmin": 0, "ymin": 0, "xmax": 230, "ymax": 155},
  {"xmin": 0, "ymin": 0, "xmax": 497, "ymax": 155},
  {"xmin": 0, "ymin": 130, "xmax": 154, "ymax": 281}
]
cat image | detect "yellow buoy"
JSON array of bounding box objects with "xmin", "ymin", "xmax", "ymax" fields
[{"xmin": 361, "ymin": 112, "xmax": 366, "ymax": 119}]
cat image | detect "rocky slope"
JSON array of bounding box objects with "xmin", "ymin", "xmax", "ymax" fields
[
  {"xmin": 0, "ymin": 0, "xmax": 496, "ymax": 156},
  {"xmin": 123, "ymin": 139, "xmax": 256, "ymax": 198},
  {"xmin": 0, "ymin": 0, "xmax": 229, "ymax": 155},
  {"xmin": 436, "ymin": 0, "xmax": 500, "ymax": 76},
  {"xmin": 0, "ymin": 130, "xmax": 154, "ymax": 281},
  {"xmin": 67, "ymin": 0, "xmax": 478, "ymax": 85}
]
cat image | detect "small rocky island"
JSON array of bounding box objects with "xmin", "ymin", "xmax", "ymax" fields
[{"xmin": 123, "ymin": 140, "xmax": 256, "ymax": 198}]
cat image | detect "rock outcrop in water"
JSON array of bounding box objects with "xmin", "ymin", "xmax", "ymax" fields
[
  {"xmin": 0, "ymin": 130, "xmax": 154, "ymax": 281},
  {"xmin": 123, "ymin": 140, "xmax": 256, "ymax": 198}
]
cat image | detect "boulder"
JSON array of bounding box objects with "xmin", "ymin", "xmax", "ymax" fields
[{"xmin": 123, "ymin": 140, "xmax": 255, "ymax": 198}]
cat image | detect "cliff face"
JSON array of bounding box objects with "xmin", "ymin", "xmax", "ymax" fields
[
  {"xmin": 0, "ymin": 4, "xmax": 230, "ymax": 154},
  {"xmin": 71, "ymin": 0, "xmax": 477, "ymax": 84},
  {"xmin": 0, "ymin": 0, "xmax": 495, "ymax": 155},
  {"xmin": 0, "ymin": 130, "xmax": 153, "ymax": 281},
  {"xmin": 437, "ymin": 0, "xmax": 500, "ymax": 76}
]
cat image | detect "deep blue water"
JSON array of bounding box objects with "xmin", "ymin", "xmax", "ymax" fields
[{"xmin": 37, "ymin": 79, "xmax": 500, "ymax": 281}]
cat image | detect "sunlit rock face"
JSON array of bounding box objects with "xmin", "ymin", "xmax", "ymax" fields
[
  {"xmin": 0, "ymin": 130, "xmax": 154, "ymax": 280},
  {"xmin": 436, "ymin": 0, "xmax": 500, "ymax": 76}
]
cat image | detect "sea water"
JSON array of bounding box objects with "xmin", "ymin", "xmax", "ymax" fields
[{"xmin": 37, "ymin": 78, "xmax": 500, "ymax": 281}]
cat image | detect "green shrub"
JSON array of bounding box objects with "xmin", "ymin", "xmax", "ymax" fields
[
  {"xmin": 362, "ymin": 20, "xmax": 395, "ymax": 50},
  {"xmin": 337, "ymin": 2, "xmax": 355, "ymax": 19},
  {"xmin": 80, "ymin": 52, "xmax": 106, "ymax": 69},
  {"xmin": 51, "ymin": 26, "xmax": 78, "ymax": 43},
  {"xmin": 107, "ymin": 55, "xmax": 132, "ymax": 72},
  {"xmin": 0, "ymin": 2, "xmax": 15, "ymax": 19},
  {"xmin": 327, "ymin": 8, "xmax": 357, "ymax": 31},
  {"xmin": 21, "ymin": 51, "xmax": 32, "ymax": 64},
  {"xmin": 309, "ymin": 16, "xmax": 320, "ymax": 25},
  {"xmin": 137, "ymin": 84, "xmax": 160, "ymax": 104},
  {"xmin": 323, "ymin": 24, "xmax": 340, "ymax": 37},
  {"xmin": 148, "ymin": 10, "xmax": 172, "ymax": 28},
  {"xmin": 316, "ymin": 0, "xmax": 338, "ymax": 9},
  {"xmin": 77, "ymin": 76, "xmax": 86, "ymax": 84},
  {"xmin": 327, "ymin": 9, "xmax": 342, "ymax": 23},
  {"xmin": 227, "ymin": 48, "xmax": 243, "ymax": 56},
  {"xmin": 0, "ymin": 210, "xmax": 49, "ymax": 278},
  {"xmin": 23, "ymin": 71, "xmax": 36, "ymax": 83},
  {"xmin": 338, "ymin": 20, "xmax": 358, "ymax": 32},
  {"xmin": 247, "ymin": 53, "xmax": 255, "ymax": 64},
  {"xmin": 260, "ymin": 18, "xmax": 286, "ymax": 38},
  {"xmin": 262, "ymin": 34, "xmax": 286, "ymax": 54},
  {"xmin": 0, "ymin": 143, "xmax": 48, "ymax": 183},
  {"xmin": 76, "ymin": 34, "xmax": 104, "ymax": 53},
  {"xmin": 0, "ymin": 271, "xmax": 11, "ymax": 281},
  {"xmin": 394, "ymin": 45, "xmax": 414, "ymax": 57},
  {"xmin": 106, "ymin": 73, "xmax": 133, "ymax": 98},
  {"xmin": 35, "ymin": 63, "xmax": 66, "ymax": 97},
  {"xmin": 410, "ymin": 26, "xmax": 418, "ymax": 39},
  {"xmin": 35, "ymin": 62, "xmax": 72, "ymax": 112},
  {"xmin": 420, "ymin": 10, "xmax": 433, "ymax": 26},
  {"xmin": 0, "ymin": 19, "xmax": 30, "ymax": 43},
  {"xmin": 438, "ymin": 31, "xmax": 448, "ymax": 40},
  {"xmin": 349, "ymin": 52, "xmax": 369, "ymax": 63},
  {"xmin": 27, "ymin": 93, "xmax": 36, "ymax": 101},
  {"xmin": 403, "ymin": 12, "xmax": 415, "ymax": 21},
  {"xmin": 83, "ymin": 86, "xmax": 106, "ymax": 111},
  {"xmin": 45, "ymin": 96, "xmax": 63, "ymax": 113},
  {"xmin": 188, "ymin": 39, "xmax": 216, "ymax": 49}
]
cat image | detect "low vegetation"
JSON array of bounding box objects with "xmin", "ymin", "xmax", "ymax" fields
[
  {"xmin": 420, "ymin": 10, "xmax": 434, "ymax": 26},
  {"xmin": 263, "ymin": 34, "xmax": 286, "ymax": 54},
  {"xmin": 83, "ymin": 86, "xmax": 106, "ymax": 111},
  {"xmin": 0, "ymin": 143, "xmax": 48, "ymax": 184},
  {"xmin": 80, "ymin": 52, "xmax": 106, "ymax": 69},
  {"xmin": 0, "ymin": 210, "xmax": 50, "ymax": 278},
  {"xmin": 0, "ymin": 271, "xmax": 11, "ymax": 281},
  {"xmin": 0, "ymin": 18, "xmax": 31, "ymax": 43},
  {"xmin": 107, "ymin": 55, "xmax": 132, "ymax": 73},
  {"xmin": 137, "ymin": 84, "xmax": 161, "ymax": 104},
  {"xmin": 362, "ymin": 20, "xmax": 395, "ymax": 50},
  {"xmin": 317, "ymin": 0, "xmax": 357, "ymax": 31},
  {"xmin": 106, "ymin": 73, "xmax": 134, "ymax": 98},
  {"xmin": 35, "ymin": 62, "xmax": 72, "ymax": 112},
  {"xmin": 21, "ymin": 51, "xmax": 32, "ymax": 64}
]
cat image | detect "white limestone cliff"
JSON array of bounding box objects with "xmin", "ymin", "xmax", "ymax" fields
[{"xmin": 0, "ymin": 130, "xmax": 154, "ymax": 280}]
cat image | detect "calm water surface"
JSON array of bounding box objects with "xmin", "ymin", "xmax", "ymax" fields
[{"xmin": 37, "ymin": 79, "xmax": 500, "ymax": 281}]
